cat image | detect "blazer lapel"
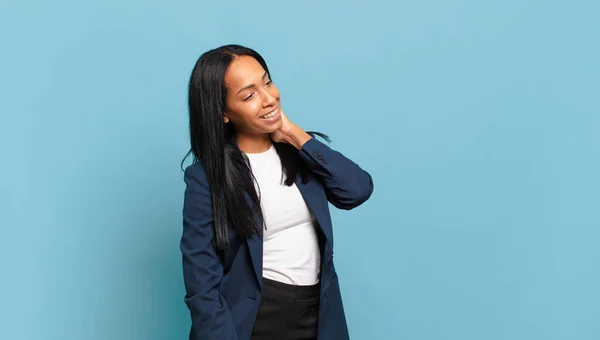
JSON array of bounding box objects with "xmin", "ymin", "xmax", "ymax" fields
[
  {"xmin": 246, "ymin": 227, "xmax": 263, "ymax": 289},
  {"xmin": 295, "ymin": 175, "xmax": 335, "ymax": 295},
  {"xmin": 295, "ymin": 175, "xmax": 332, "ymax": 245}
]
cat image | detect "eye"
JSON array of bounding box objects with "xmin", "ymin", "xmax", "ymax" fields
[
  {"xmin": 265, "ymin": 79, "xmax": 272, "ymax": 86},
  {"xmin": 243, "ymin": 93, "xmax": 255, "ymax": 101}
]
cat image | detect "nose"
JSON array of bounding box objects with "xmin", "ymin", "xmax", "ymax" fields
[{"xmin": 262, "ymin": 89, "xmax": 277, "ymax": 108}]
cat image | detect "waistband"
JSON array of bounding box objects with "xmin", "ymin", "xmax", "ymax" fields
[{"xmin": 262, "ymin": 277, "xmax": 320, "ymax": 300}]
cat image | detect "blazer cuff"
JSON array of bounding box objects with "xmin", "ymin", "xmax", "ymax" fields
[{"xmin": 299, "ymin": 137, "xmax": 331, "ymax": 168}]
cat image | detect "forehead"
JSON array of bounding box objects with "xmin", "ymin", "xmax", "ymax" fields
[{"xmin": 224, "ymin": 56, "xmax": 266, "ymax": 89}]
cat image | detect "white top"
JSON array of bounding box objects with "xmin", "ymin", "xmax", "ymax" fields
[{"xmin": 244, "ymin": 145, "xmax": 321, "ymax": 285}]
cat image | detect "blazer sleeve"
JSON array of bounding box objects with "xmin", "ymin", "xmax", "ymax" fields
[
  {"xmin": 181, "ymin": 164, "xmax": 238, "ymax": 340},
  {"xmin": 298, "ymin": 137, "xmax": 374, "ymax": 210}
]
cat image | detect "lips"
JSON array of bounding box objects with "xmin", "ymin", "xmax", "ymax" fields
[{"xmin": 260, "ymin": 108, "xmax": 279, "ymax": 120}]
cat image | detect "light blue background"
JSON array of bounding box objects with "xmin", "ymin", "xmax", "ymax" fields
[{"xmin": 1, "ymin": 0, "xmax": 598, "ymax": 339}]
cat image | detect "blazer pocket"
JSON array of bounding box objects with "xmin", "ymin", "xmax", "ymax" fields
[{"xmin": 230, "ymin": 296, "xmax": 259, "ymax": 339}]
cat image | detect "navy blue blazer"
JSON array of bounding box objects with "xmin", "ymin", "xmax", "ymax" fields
[{"xmin": 181, "ymin": 137, "xmax": 374, "ymax": 340}]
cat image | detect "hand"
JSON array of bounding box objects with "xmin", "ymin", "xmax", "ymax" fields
[
  {"xmin": 270, "ymin": 109, "xmax": 312, "ymax": 149},
  {"xmin": 270, "ymin": 109, "xmax": 295, "ymax": 144}
]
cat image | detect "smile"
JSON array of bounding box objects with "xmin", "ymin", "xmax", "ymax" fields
[{"xmin": 260, "ymin": 108, "xmax": 279, "ymax": 120}]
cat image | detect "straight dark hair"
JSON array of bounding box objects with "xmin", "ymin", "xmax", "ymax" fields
[{"xmin": 184, "ymin": 44, "xmax": 329, "ymax": 250}]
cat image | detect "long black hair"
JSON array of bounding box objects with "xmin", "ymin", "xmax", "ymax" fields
[{"xmin": 184, "ymin": 44, "xmax": 329, "ymax": 250}]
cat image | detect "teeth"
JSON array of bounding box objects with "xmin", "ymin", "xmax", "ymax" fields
[{"xmin": 261, "ymin": 109, "xmax": 278, "ymax": 119}]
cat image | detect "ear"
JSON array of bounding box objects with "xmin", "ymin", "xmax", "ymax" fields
[{"xmin": 223, "ymin": 113, "xmax": 229, "ymax": 124}]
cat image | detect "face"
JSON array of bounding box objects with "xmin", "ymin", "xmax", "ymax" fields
[{"xmin": 223, "ymin": 55, "xmax": 282, "ymax": 138}]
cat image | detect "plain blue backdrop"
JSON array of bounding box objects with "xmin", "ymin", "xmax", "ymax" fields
[{"xmin": 1, "ymin": 0, "xmax": 598, "ymax": 339}]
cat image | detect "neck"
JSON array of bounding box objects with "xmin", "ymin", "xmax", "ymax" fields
[{"xmin": 235, "ymin": 133, "xmax": 272, "ymax": 154}]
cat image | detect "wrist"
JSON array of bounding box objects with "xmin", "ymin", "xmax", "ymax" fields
[{"xmin": 285, "ymin": 125, "xmax": 312, "ymax": 150}]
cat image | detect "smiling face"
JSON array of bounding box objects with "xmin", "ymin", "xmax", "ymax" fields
[{"xmin": 223, "ymin": 55, "xmax": 282, "ymax": 142}]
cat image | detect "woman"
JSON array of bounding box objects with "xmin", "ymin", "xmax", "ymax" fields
[{"xmin": 181, "ymin": 44, "xmax": 374, "ymax": 340}]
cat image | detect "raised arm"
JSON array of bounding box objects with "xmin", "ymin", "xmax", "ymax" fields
[
  {"xmin": 298, "ymin": 137, "xmax": 374, "ymax": 209},
  {"xmin": 270, "ymin": 110, "xmax": 374, "ymax": 210}
]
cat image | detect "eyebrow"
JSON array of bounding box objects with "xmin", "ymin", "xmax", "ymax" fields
[{"xmin": 236, "ymin": 71, "xmax": 269, "ymax": 95}]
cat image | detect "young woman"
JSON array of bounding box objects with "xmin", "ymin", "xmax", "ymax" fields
[{"xmin": 181, "ymin": 44, "xmax": 373, "ymax": 340}]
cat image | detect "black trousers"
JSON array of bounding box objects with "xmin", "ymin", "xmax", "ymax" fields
[{"xmin": 250, "ymin": 278, "xmax": 320, "ymax": 340}]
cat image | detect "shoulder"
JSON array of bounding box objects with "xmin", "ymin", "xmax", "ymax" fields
[{"xmin": 184, "ymin": 160, "xmax": 210, "ymax": 193}]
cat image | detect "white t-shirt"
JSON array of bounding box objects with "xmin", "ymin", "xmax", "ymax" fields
[{"xmin": 245, "ymin": 145, "xmax": 321, "ymax": 286}]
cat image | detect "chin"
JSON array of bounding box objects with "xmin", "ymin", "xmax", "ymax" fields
[{"xmin": 263, "ymin": 120, "xmax": 283, "ymax": 133}]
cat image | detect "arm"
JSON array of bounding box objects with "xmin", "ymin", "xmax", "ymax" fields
[
  {"xmin": 181, "ymin": 164, "xmax": 238, "ymax": 340},
  {"xmin": 273, "ymin": 116, "xmax": 374, "ymax": 210},
  {"xmin": 298, "ymin": 136, "xmax": 374, "ymax": 210}
]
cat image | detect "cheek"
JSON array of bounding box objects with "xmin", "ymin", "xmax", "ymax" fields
[
  {"xmin": 243, "ymin": 102, "xmax": 262, "ymax": 120},
  {"xmin": 228, "ymin": 103, "xmax": 262, "ymax": 130}
]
